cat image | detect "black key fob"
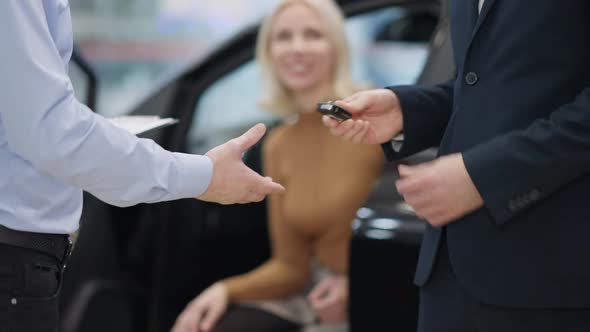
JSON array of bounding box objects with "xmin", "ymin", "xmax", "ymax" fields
[{"xmin": 317, "ymin": 102, "xmax": 352, "ymax": 121}]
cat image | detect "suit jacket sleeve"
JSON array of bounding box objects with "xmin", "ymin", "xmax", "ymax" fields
[
  {"xmin": 381, "ymin": 79, "xmax": 455, "ymax": 161},
  {"xmin": 463, "ymin": 86, "xmax": 590, "ymax": 226}
]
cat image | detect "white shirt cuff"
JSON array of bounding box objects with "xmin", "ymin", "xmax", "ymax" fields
[
  {"xmin": 390, "ymin": 133, "xmax": 404, "ymax": 152},
  {"xmin": 171, "ymin": 153, "xmax": 213, "ymax": 199}
]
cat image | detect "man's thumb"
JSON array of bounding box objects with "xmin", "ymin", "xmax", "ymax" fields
[
  {"xmin": 235, "ymin": 123, "xmax": 266, "ymax": 152},
  {"xmin": 335, "ymin": 97, "xmax": 365, "ymax": 116}
]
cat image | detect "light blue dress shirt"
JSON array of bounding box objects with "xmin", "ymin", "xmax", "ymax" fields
[{"xmin": 0, "ymin": 0, "xmax": 213, "ymax": 234}]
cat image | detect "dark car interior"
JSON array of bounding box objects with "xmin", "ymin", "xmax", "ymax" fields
[{"xmin": 60, "ymin": 1, "xmax": 453, "ymax": 331}]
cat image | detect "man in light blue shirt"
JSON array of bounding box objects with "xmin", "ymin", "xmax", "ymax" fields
[{"xmin": 0, "ymin": 1, "xmax": 284, "ymax": 330}]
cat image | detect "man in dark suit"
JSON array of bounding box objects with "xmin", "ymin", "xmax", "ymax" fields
[{"xmin": 323, "ymin": 0, "xmax": 590, "ymax": 331}]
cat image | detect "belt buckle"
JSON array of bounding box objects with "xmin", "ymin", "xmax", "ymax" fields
[{"xmin": 61, "ymin": 238, "xmax": 73, "ymax": 271}]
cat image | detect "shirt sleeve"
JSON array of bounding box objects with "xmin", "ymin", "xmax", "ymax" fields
[{"xmin": 0, "ymin": 0, "xmax": 212, "ymax": 207}]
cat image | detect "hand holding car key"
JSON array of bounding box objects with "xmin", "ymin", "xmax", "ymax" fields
[
  {"xmin": 320, "ymin": 89, "xmax": 404, "ymax": 145},
  {"xmin": 317, "ymin": 102, "xmax": 352, "ymax": 121}
]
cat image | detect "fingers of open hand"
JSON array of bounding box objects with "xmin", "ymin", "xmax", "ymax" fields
[
  {"xmin": 244, "ymin": 189, "xmax": 265, "ymax": 203},
  {"xmin": 264, "ymin": 176, "xmax": 285, "ymax": 194},
  {"xmin": 230, "ymin": 160, "xmax": 281, "ymax": 202},
  {"xmin": 172, "ymin": 301, "xmax": 207, "ymax": 332},
  {"xmin": 241, "ymin": 174, "xmax": 284, "ymax": 203},
  {"xmin": 234, "ymin": 123, "xmax": 266, "ymax": 152},
  {"xmin": 245, "ymin": 189, "xmax": 266, "ymax": 203}
]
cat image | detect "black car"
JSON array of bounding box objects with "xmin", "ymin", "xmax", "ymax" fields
[{"xmin": 61, "ymin": 1, "xmax": 453, "ymax": 331}]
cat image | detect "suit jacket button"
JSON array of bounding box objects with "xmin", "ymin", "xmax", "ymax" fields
[{"xmin": 465, "ymin": 72, "xmax": 479, "ymax": 85}]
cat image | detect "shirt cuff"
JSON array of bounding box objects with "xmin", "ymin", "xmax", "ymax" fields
[
  {"xmin": 391, "ymin": 133, "xmax": 405, "ymax": 152},
  {"xmin": 171, "ymin": 153, "xmax": 213, "ymax": 199}
]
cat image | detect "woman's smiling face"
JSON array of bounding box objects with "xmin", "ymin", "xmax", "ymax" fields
[{"xmin": 269, "ymin": 3, "xmax": 336, "ymax": 94}]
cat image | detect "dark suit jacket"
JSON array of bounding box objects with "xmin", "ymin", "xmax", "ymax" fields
[{"xmin": 383, "ymin": 0, "xmax": 590, "ymax": 308}]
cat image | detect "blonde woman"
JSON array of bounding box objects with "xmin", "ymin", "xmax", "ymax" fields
[{"xmin": 172, "ymin": 1, "xmax": 383, "ymax": 331}]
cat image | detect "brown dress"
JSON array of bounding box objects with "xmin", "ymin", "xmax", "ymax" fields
[{"xmin": 222, "ymin": 111, "xmax": 384, "ymax": 327}]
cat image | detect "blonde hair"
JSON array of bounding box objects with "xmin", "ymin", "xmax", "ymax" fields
[{"xmin": 256, "ymin": 0, "xmax": 359, "ymax": 116}]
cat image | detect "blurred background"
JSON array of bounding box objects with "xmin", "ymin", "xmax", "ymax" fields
[
  {"xmin": 72, "ymin": 0, "xmax": 276, "ymax": 116},
  {"xmin": 71, "ymin": 0, "xmax": 428, "ymax": 117}
]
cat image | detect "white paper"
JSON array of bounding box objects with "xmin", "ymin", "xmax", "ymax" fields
[{"xmin": 107, "ymin": 115, "xmax": 178, "ymax": 135}]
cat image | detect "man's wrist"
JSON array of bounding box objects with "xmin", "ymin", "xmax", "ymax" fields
[
  {"xmin": 174, "ymin": 153, "xmax": 213, "ymax": 199},
  {"xmin": 385, "ymin": 88, "xmax": 404, "ymax": 139}
]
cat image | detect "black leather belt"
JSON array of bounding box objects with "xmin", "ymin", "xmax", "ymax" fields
[{"xmin": 0, "ymin": 224, "xmax": 72, "ymax": 267}]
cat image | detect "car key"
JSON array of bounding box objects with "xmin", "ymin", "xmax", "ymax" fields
[{"xmin": 317, "ymin": 102, "xmax": 352, "ymax": 121}]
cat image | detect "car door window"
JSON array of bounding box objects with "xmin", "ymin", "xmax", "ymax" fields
[{"xmin": 187, "ymin": 6, "xmax": 438, "ymax": 155}]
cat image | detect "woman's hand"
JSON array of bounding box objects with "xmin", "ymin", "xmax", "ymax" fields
[
  {"xmin": 307, "ymin": 275, "xmax": 349, "ymax": 324},
  {"xmin": 171, "ymin": 282, "xmax": 229, "ymax": 332}
]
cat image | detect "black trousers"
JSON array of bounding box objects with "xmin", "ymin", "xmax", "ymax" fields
[
  {"xmin": 418, "ymin": 231, "xmax": 590, "ymax": 332},
  {"xmin": 212, "ymin": 305, "xmax": 301, "ymax": 332},
  {"xmin": 0, "ymin": 243, "xmax": 63, "ymax": 332}
]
